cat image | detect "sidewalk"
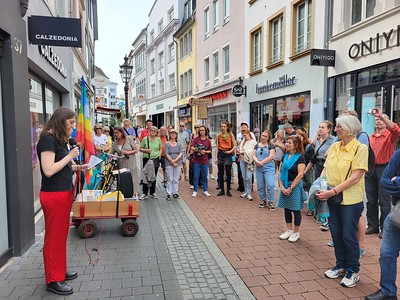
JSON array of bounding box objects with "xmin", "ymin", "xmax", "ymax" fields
[{"xmin": 178, "ymin": 174, "xmax": 400, "ymax": 300}]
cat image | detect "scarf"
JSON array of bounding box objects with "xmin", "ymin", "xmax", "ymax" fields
[{"xmin": 279, "ymin": 152, "xmax": 301, "ymax": 188}]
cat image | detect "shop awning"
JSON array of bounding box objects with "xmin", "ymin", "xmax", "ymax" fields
[{"xmin": 95, "ymin": 106, "xmax": 121, "ymax": 118}]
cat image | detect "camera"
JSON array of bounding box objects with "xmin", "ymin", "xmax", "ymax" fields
[
  {"xmin": 368, "ymin": 108, "xmax": 377, "ymax": 114},
  {"xmin": 194, "ymin": 144, "xmax": 206, "ymax": 156}
]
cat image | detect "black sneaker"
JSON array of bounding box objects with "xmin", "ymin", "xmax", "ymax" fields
[
  {"xmin": 267, "ymin": 202, "xmax": 276, "ymax": 211},
  {"xmin": 259, "ymin": 200, "xmax": 266, "ymax": 208},
  {"xmin": 173, "ymin": 194, "xmax": 179, "ymax": 198},
  {"xmin": 166, "ymin": 195, "xmax": 171, "ymax": 201}
]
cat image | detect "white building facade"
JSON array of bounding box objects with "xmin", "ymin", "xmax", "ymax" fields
[
  {"xmin": 327, "ymin": 0, "xmax": 400, "ymax": 137},
  {"xmin": 244, "ymin": 0, "xmax": 328, "ymax": 137}
]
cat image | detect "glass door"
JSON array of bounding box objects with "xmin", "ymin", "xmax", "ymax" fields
[{"xmin": 251, "ymin": 100, "xmax": 274, "ymax": 142}]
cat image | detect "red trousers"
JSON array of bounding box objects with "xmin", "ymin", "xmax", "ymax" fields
[{"xmin": 40, "ymin": 190, "xmax": 73, "ymax": 284}]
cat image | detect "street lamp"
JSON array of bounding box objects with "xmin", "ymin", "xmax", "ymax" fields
[{"xmin": 119, "ymin": 55, "xmax": 133, "ymax": 119}]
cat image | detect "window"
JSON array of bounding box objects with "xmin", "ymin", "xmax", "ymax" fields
[
  {"xmin": 180, "ymin": 69, "xmax": 193, "ymax": 98},
  {"xmin": 294, "ymin": 0, "xmax": 312, "ymax": 54},
  {"xmin": 223, "ymin": 0, "xmax": 230, "ymax": 23},
  {"xmin": 158, "ymin": 51, "xmax": 164, "ymax": 69},
  {"xmin": 151, "ymin": 84, "xmax": 155, "ymax": 97},
  {"xmin": 135, "ymin": 49, "xmax": 145, "ymax": 74},
  {"xmin": 136, "ymin": 78, "xmax": 146, "ymax": 98},
  {"xmin": 169, "ymin": 73, "xmax": 175, "ymax": 91},
  {"xmin": 270, "ymin": 15, "xmax": 283, "ymax": 64},
  {"xmin": 184, "ymin": 0, "xmax": 192, "ymax": 20},
  {"xmin": 204, "ymin": 57, "xmax": 210, "ymax": 87},
  {"xmin": 168, "ymin": 6, "xmax": 174, "ymax": 22},
  {"xmin": 204, "ymin": 7, "xmax": 210, "ymax": 38},
  {"xmin": 150, "ymin": 58, "xmax": 155, "ymax": 74},
  {"xmin": 179, "ymin": 30, "xmax": 192, "ymax": 58},
  {"xmin": 168, "ymin": 43, "xmax": 175, "ymax": 62},
  {"xmin": 158, "ymin": 19, "xmax": 163, "ymax": 34},
  {"xmin": 150, "ymin": 30, "xmax": 155, "ymax": 42},
  {"xmin": 250, "ymin": 26, "xmax": 262, "ymax": 72},
  {"xmin": 223, "ymin": 46, "xmax": 230, "ymax": 80},
  {"xmin": 351, "ymin": 0, "xmax": 376, "ymax": 25},
  {"xmin": 159, "ymin": 79, "xmax": 165, "ymax": 94},
  {"xmin": 213, "ymin": 52, "xmax": 219, "ymax": 83},
  {"xmin": 213, "ymin": 0, "xmax": 219, "ymax": 32},
  {"xmin": 180, "ymin": 75, "xmax": 184, "ymax": 98}
]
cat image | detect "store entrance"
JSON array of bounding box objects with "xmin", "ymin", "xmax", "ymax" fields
[
  {"xmin": 251, "ymin": 100, "xmax": 275, "ymax": 139},
  {"xmin": 357, "ymin": 83, "xmax": 400, "ymax": 136}
]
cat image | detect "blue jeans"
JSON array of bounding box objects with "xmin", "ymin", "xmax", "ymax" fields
[
  {"xmin": 255, "ymin": 167, "xmax": 274, "ymax": 202},
  {"xmin": 240, "ymin": 160, "xmax": 253, "ymax": 196},
  {"xmin": 193, "ymin": 163, "xmax": 208, "ymax": 192},
  {"xmin": 328, "ymin": 201, "xmax": 363, "ymax": 273},
  {"xmin": 379, "ymin": 213, "xmax": 399, "ymax": 296}
]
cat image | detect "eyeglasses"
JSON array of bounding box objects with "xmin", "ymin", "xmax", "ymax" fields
[
  {"xmin": 180, "ymin": 125, "xmax": 185, "ymax": 127},
  {"xmin": 104, "ymin": 130, "xmax": 109, "ymax": 133},
  {"xmin": 95, "ymin": 127, "xmax": 102, "ymax": 130},
  {"xmin": 195, "ymin": 127, "xmax": 199, "ymax": 129},
  {"xmin": 150, "ymin": 129, "xmax": 157, "ymax": 132}
]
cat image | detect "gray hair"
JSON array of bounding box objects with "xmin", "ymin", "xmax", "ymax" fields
[
  {"xmin": 150, "ymin": 126, "xmax": 158, "ymax": 132},
  {"xmin": 335, "ymin": 115, "xmax": 362, "ymax": 137}
]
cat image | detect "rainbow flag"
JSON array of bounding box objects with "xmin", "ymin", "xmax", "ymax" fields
[{"xmin": 76, "ymin": 76, "xmax": 95, "ymax": 184}]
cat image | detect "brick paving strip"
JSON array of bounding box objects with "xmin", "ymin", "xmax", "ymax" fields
[{"xmin": 177, "ymin": 176, "xmax": 400, "ymax": 300}]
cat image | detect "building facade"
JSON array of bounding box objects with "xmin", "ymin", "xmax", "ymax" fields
[
  {"xmin": 327, "ymin": 0, "xmax": 400, "ymax": 139},
  {"xmin": 146, "ymin": 0, "xmax": 183, "ymax": 128},
  {"xmin": 244, "ymin": 0, "xmax": 328, "ymax": 138},
  {"xmin": 174, "ymin": 1, "xmax": 196, "ymax": 130},
  {"xmin": 195, "ymin": 0, "xmax": 243, "ymax": 137}
]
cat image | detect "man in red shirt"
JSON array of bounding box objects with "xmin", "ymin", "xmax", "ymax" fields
[
  {"xmin": 366, "ymin": 108, "xmax": 400, "ymax": 237},
  {"xmin": 139, "ymin": 119, "xmax": 153, "ymax": 142}
]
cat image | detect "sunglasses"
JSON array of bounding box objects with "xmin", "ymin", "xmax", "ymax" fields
[
  {"xmin": 104, "ymin": 130, "xmax": 109, "ymax": 132},
  {"xmin": 195, "ymin": 127, "xmax": 200, "ymax": 129},
  {"xmin": 95, "ymin": 127, "xmax": 102, "ymax": 130},
  {"xmin": 180, "ymin": 125, "xmax": 185, "ymax": 127}
]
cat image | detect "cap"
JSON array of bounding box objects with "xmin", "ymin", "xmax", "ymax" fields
[{"xmin": 240, "ymin": 121, "xmax": 249, "ymax": 126}]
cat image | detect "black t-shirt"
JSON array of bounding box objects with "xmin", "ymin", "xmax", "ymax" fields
[
  {"xmin": 288, "ymin": 155, "xmax": 306, "ymax": 181},
  {"xmin": 37, "ymin": 134, "xmax": 73, "ymax": 191}
]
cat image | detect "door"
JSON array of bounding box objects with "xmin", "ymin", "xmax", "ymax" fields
[
  {"xmin": 251, "ymin": 100, "xmax": 275, "ymax": 140},
  {"xmin": 357, "ymin": 83, "xmax": 399, "ymax": 136}
]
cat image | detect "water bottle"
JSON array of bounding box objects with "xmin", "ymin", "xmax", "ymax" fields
[{"xmin": 320, "ymin": 176, "xmax": 328, "ymax": 190}]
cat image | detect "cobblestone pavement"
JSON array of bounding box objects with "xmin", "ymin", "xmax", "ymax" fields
[{"xmin": 0, "ymin": 156, "xmax": 252, "ymax": 300}]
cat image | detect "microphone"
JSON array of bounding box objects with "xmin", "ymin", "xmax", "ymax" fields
[{"xmin": 69, "ymin": 138, "xmax": 77, "ymax": 148}]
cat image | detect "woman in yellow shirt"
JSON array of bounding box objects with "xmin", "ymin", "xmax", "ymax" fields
[{"xmin": 316, "ymin": 115, "xmax": 368, "ymax": 288}]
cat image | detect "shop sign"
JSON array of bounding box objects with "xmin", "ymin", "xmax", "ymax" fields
[
  {"xmin": 28, "ymin": 16, "xmax": 82, "ymax": 48},
  {"xmin": 310, "ymin": 49, "xmax": 335, "ymax": 66},
  {"xmin": 156, "ymin": 103, "xmax": 164, "ymax": 110},
  {"xmin": 38, "ymin": 45, "xmax": 67, "ymax": 78},
  {"xmin": 256, "ymin": 74, "xmax": 296, "ymax": 94},
  {"xmin": 348, "ymin": 25, "xmax": 400, "ymax": 59},
  {"xmin": 232, "ymin": 85, "xmax": 247, "ymax": 97},
  {"xmin": 191, "ymin": 98, "xmax": 213, "ymax": 106}
]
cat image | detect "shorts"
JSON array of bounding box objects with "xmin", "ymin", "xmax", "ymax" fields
[
  {"xmin": 160, "ymin": 156, "xmax": 166, "ymax": 169},
  {"xmin": 181, "ymin": 151, "xmax": 187, "ymax": 163}
]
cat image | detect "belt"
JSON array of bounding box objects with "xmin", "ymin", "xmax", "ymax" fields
[{"xmin": 376, "ymin": 163, "xmax": 388, "ymax": 168}]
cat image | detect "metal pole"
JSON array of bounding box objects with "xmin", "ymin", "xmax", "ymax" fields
[{"xmin": 125, "ymin": 83, "xmax": 129, "ymax": 119}]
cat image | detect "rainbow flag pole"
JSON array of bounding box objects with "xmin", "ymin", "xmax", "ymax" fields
[{"xmin": 76, "ymin": 76, "xmax": 95, "ymax": 185}]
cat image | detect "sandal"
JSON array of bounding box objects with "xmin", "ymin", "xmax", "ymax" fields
[
  {"xmin": 185, "ymin": 176, "xmax": 189, "ymax": 181},
  {"xmin": 306, "ymin": 210, "xmax": 314, "ymax": 216}
]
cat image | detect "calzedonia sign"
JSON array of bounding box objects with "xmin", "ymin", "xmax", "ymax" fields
[
  {"xmin": 28, "ymin": 16, "xmax": 82, "ymax": 48},
  {"xmin": 256, "ymin": 74, "xmax": 296, "ymax": 94},
  {"xmin": 38, "ymin": 45, "xmax": 67, "ymax": 78}
]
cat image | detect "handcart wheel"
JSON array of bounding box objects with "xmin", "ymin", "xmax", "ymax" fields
[
  {"xmin": 121, "ymin": 219, "xmax": 139, "ymax": 237},
  {"xmin": 78, "ymin": 220, "xmax": 97, "ymax": 239}
]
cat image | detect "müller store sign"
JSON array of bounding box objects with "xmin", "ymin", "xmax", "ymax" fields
[
  {"xmin": 28, "ymin": 15, "xmax": 82, "ymax": 48},
  {"xmin": 348, "ymin": 24, "xmax": 400, "ymax": 59},
  {"xmin": 256, "ymin": 74, "xmax": 296, "ymax": 94}
]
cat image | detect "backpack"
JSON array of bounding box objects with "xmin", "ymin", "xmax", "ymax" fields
[{"xmin": 357, "ymin": 131, "xmax": 375, "ymax": 177}]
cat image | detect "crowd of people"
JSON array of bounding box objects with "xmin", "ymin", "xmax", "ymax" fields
[{"xmin": 37, "ymin": 108, "xmax": 400, "ymax": 297}]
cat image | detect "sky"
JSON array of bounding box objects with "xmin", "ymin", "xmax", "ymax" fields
[{"xmin": 95, "ymin": 0, "xmax": 154, "ymax": 96}]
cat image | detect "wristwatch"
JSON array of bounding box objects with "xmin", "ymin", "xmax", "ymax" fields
[{"xmin": 379, "ymin": 114, "xmax": 388, "ymax": 120}]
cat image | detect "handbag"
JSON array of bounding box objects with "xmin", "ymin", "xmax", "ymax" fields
[
  {"xmin": 327, "ymin": 145, "xmax": 360, "ymax": 205},
  {"xmin": 390, "ymin": 200, "xmax": 400, "ymax": 229}
]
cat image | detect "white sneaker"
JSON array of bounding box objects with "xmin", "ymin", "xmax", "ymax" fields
[
  {"xmin": 325, "ymin": 267, "xmax": 346, "ymax": 279},
  {"xmin": 340, "ymin": 271, "xmax": 360, "ymax": 287},
  {"xmin": 210, "ymin": 174, "xmax": 215, "ymax": 179},
  {"xmin": 288, "ymin": 232, "xmax": 300, "ymax": 242},
  {"xmin": 140, "ymin": 194, "xmax": 147, "ymax": 199},
  {"xmin": 190, "ymin": 185, "xmax": 194, "ymax": 189},
  {"xmin": 240, "ymin": 193, "xmax": 247, "ymax": 198},
  {"xmin": 247, "ymin": 194, "xmax": 253, "ymax": 201},
  {"xmin": 279, "ymin": 230, "xmax": 293, "ymax": 240},
  {"xmin": 150, "ymin": 194, "xmax": 158, "ymax": 199},
  {"xmin": 192, "ymin": 191, "xmax": 197, "ymax": 197},
  {"xmin": 204, "ymin": 191, "xmax": 211, "ymax": 197}
]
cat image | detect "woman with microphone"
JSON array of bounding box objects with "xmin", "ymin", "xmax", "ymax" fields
[{"xmin": 37, "ymin": 107, "xmax": 88, "ymax": 295}]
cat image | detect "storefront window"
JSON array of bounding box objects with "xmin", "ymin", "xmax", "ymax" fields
[
  {"xmin": 30, "ymin": 76, "xmax": 61, "ymax": 211},
  {"xmin": 358, "ymin": 62, "xmax": 400, "ymax": 87},
  {"xmin": 208, "ymin": 103, "xmax": 236, "ymax": 139},
  {"xmin": 276, "ymin": 92, "xmax": 311, "ymax": 132},
  {"xmin": 335, "ymin": 73, "xmax": 356, "ymax": 114}
]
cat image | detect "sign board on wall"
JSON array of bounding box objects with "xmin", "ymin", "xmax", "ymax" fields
[
  {"xmin": 310, "ymin": 49, "xmax": 336, "ymax": 66},
  {"xmin": 197, "ymin": 106, "xmax": 208, "ymax": 119},
  {"xmin": 28, "ymin": 16, "xmax": 82, "ymax": 48},
  {"xmin": 192, "ymin": 98, "xmax": 213, "ymax": 106}
]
